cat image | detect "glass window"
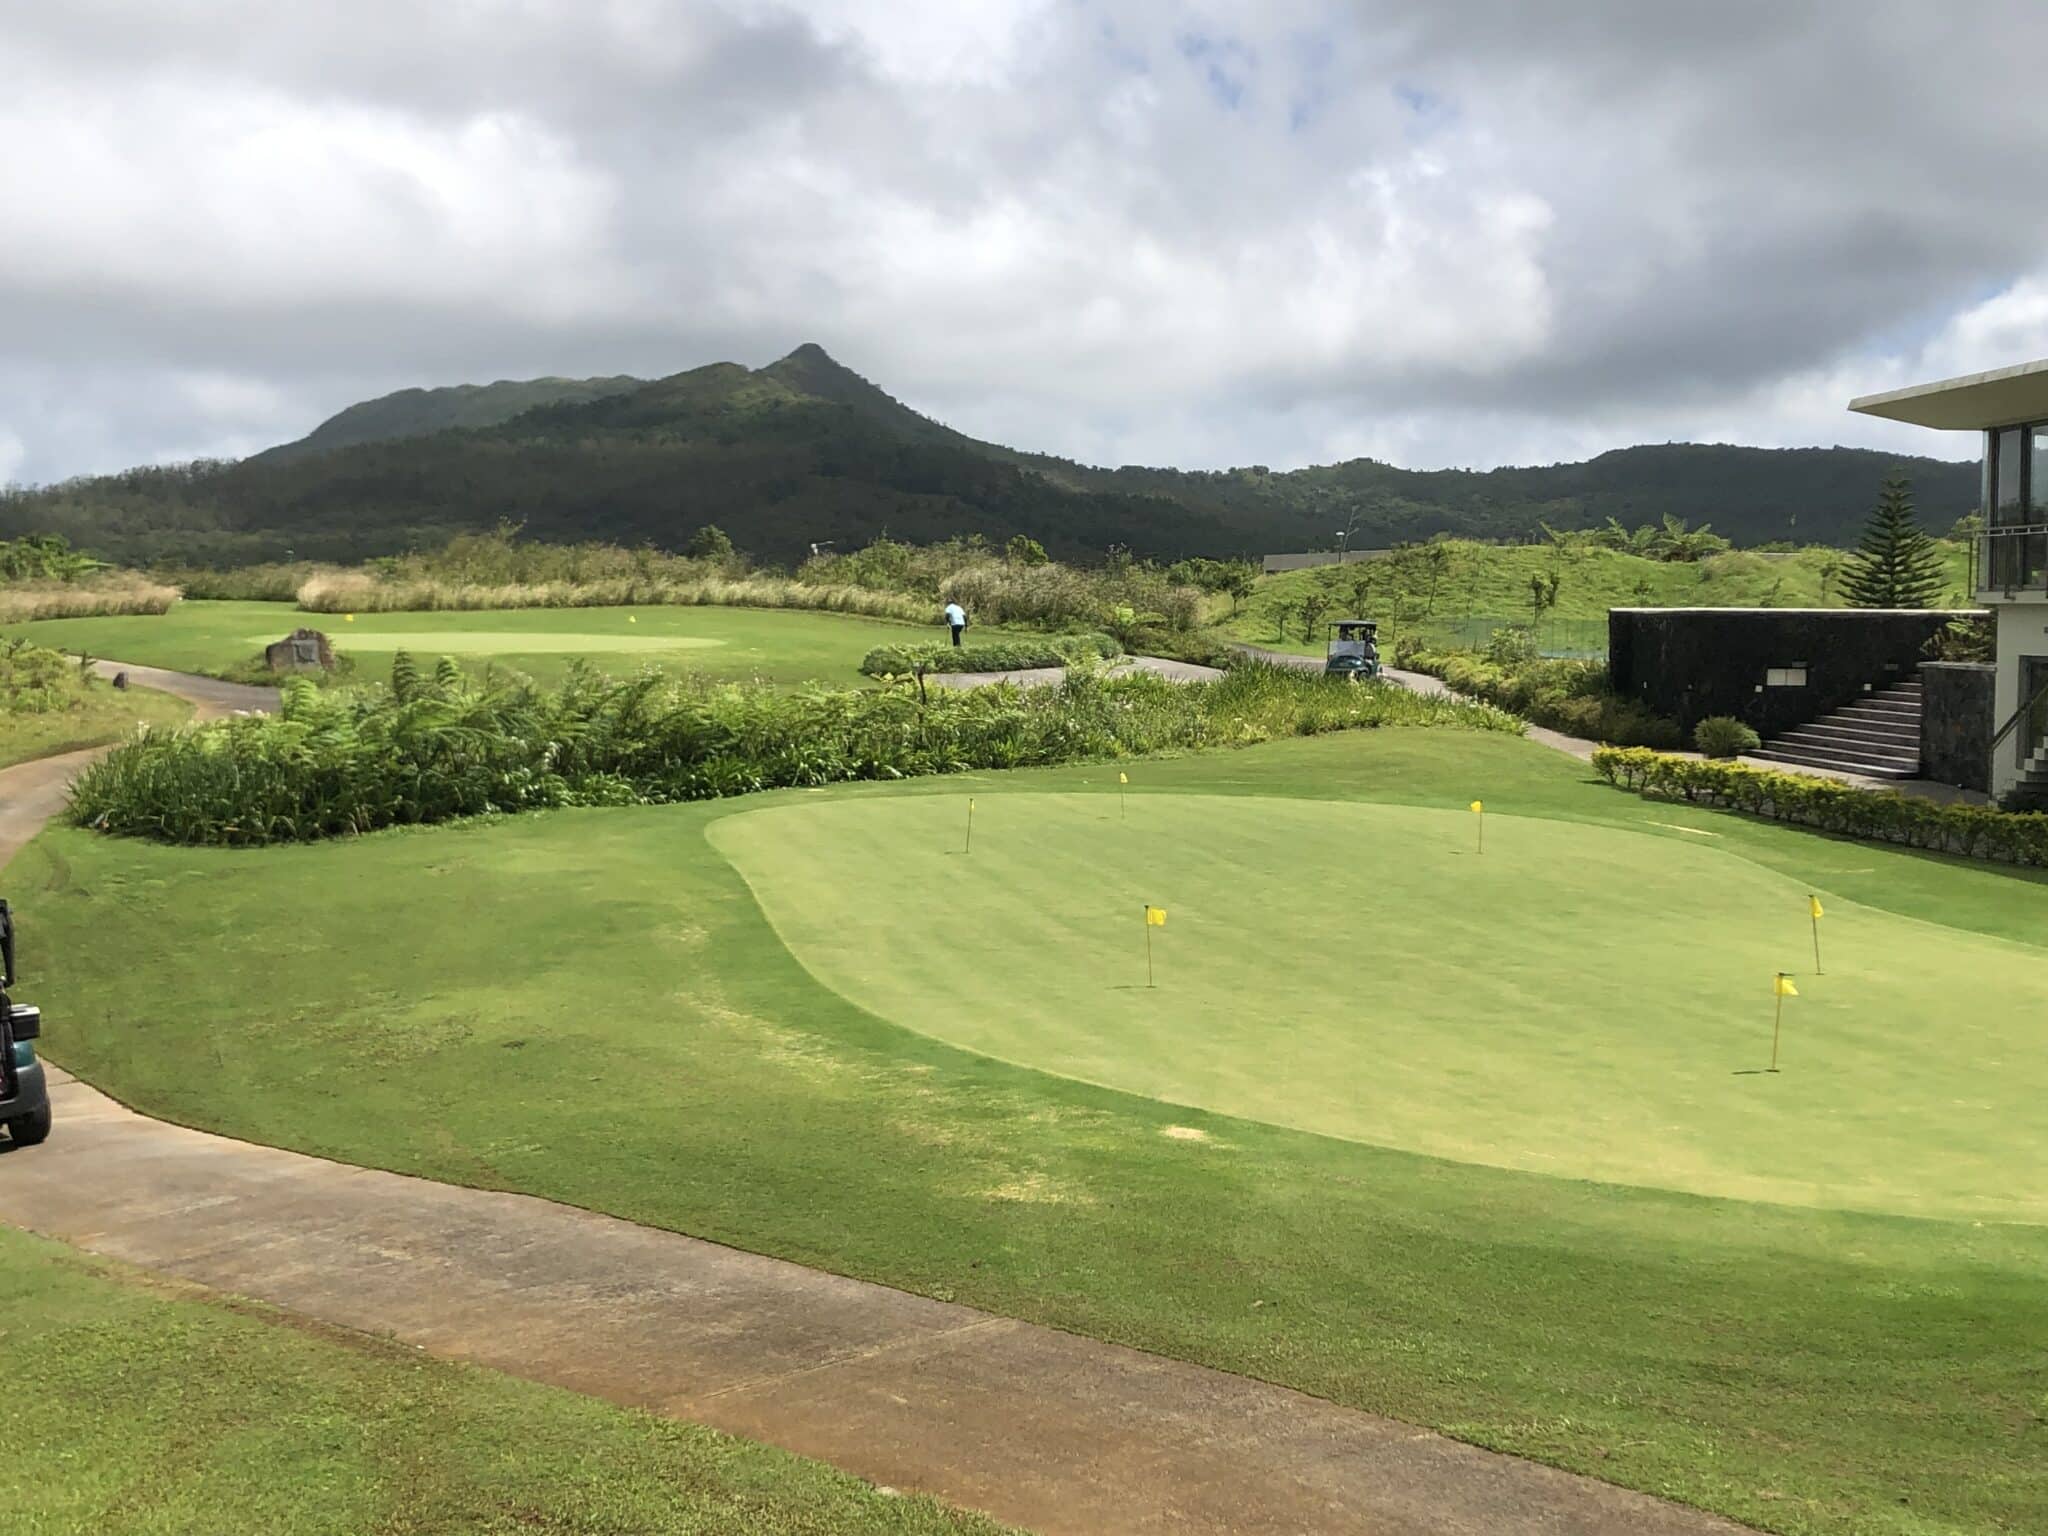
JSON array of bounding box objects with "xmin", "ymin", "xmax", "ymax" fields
[
  {"xmin": 2031, "ymin": 427, "xmax": 2048, "ymax": 516},
  {"xmin": 1995, "ymin": 427, "xmax": 2025, "ymax": 524},
  {"xmin": 1765, "ymin": 667, "xmax": 1808, "ymax": 687}
]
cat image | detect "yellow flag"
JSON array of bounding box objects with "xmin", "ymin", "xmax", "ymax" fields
[
  {"xmin": 1469, "ymin": 799, "xmax": 1483, "ymax": 814},
  {"xmin": 344, "ymin": 613, "xmax": 355, "ymax": 622},
  {"xmin": 1145, "ymin": 905, "xmax": 1167, "ymax": 927},
  {"xmin": 1774, "ymin": 974, "xmax": 1798, "ymax": 997},
  {"xmin": 1119, "ymin": 771, "xmax": 1129, "ymax": 784},
  {"xmin": 1808, "ymin": 895, "xmax": 1823, "ymax": 920},
  {"xmin": 628, "ymin": 614, "xmax": 637, "ymax": 623}
]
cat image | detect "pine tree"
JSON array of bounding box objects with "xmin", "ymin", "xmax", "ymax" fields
[{"xmin": 1840, "ymin": 474, "xmax": 1947, "ymax": 608}]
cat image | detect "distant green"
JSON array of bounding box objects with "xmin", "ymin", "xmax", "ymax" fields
[
  {"xmin": 0, "ymin": 600, "xmax": 957, "ymax": 688},
  {"xmin": 0, "ymin": 1225, "xmax": 1005, "ymax": 1536},
  {"xmin": 19, "ymin": 727, "xmax": 2048, "ymax": 1535}
]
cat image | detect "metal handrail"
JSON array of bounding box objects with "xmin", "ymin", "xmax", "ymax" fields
[
  {"xmin": 1978, "ymin": 525, "xmax": 2048, "ymax": 595},
  {"xmin": 1990, "ymin": 671, "xmax": 2048, "ymax": 760}
]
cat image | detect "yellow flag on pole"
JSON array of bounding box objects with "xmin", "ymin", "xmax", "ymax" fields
[
  {"xmin": 1119, "ymin": 771, "xmax": 1129, "ymax": 784},
  {"xmin": 1469, "ymin": 799, "xmax": 1483, "ymax": 814},
  {"xmin": 1808, "ymin": 895, "xmax": 1823, "ymax": 920},
  {"xmin": 1774, "ymin": 974, "xmax": 1798, "ymax": 997},
  {"xmin": 1145, "ymin": 905, "xmax": 1167, "ymax": 927}
]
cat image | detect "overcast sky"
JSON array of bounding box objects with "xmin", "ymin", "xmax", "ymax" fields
[{"xmin": 7, "ymin": 0, "xmax": 2042, "ymax": 487}]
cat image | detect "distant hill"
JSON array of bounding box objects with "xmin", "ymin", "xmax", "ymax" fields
[
  {"xmin": 253, "ymin": 374, "xmax": 645, "ymax": 464},
  {"xmin": 0, "ymin": 345, "xmax": 1979, "ymax": 567}
]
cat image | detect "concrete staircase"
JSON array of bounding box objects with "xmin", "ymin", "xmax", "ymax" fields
[
  {"xmin": 2007, "ymin": 740, "xmax": 2048, "ymax": 809},
  {"xmin": 1751, "ymin": 680, "xmax": 1923, "ymax": 780}
]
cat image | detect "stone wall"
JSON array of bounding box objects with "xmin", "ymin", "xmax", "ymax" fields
[
  {"xmin": 1607, "ymin": 607, "xmax": 1979, "ymax": 735},
  {"xmin": 1919, "ymin": 661, "xmax": 1994, "ymax": 792}
]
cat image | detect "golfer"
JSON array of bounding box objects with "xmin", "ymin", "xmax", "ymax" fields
[{"xmin": 943, "ymin": 600, "xmax": 967, "ymax": 647}]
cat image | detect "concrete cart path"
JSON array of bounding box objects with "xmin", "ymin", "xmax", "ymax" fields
[
  {"xmin": 0, "ymin": 1067, "xmax": 1752, "ymax": 1536},
  {"xmin": 0, "ymin": 660, "xmax": 1754, "ymax": 1536}
]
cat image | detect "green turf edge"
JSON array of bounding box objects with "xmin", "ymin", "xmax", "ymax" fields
[
  {"xmin": 0, "ymin": 1222, "xmax": 1010, "ymax": 1536},
  {"xmin": 17, "ymin": 728, "xmax": 2048, "ymax": 1536},
  {"xmin": 0, "ymin": 684, "xmax": 192, "ymax": 771}
]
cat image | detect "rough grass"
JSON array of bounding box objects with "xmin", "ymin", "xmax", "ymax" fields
[
  {"xmin": 0, "ymin": 1225, "xmax": 1008, "ymax": 1536},
  {"xmin": 20, "ymin": 727, "xmax": 2048, "ymax": 1535},
  {"xmin": 0, "ymin": 574, "xmax": 179, "ymax": 623},
  {"xmin": 298, "ymin": 569, "xmax": 933, "ymax": 621}
]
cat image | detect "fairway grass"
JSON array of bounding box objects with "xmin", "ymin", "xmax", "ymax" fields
[
  {"xmin": 17, "ymin": 728, "xmax": 2048, "ymax": 1534},
  {"xmin": 1, "ymin": 599, "xmax": 953, "ymax": 687},
  {"xmin": 711, "ymin": 793, "xmax": 2048, "ymax": 1220},
  {"xmin": 0, "ymin": 1225, "xmax": 1004, "ymax": 1535}
]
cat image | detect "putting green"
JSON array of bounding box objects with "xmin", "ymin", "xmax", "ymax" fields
[
  {"xmin": 243, "ymin": 630, "xmax": 718, "ymax": 655},
  {"xmin": 711, "ymin": 792, "xmax": 2048, "ymax": 1220}
]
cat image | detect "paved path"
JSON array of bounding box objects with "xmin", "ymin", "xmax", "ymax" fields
[
  {"xmin": 927, "ymin": 654, "xmax": 1224, "ymax": 689},
  {"xmin": 0, "ymin": 660, "xmax": 1753, "ymax": 1536}
]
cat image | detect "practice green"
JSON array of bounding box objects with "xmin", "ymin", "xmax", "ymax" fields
[{"xmin": 711, "ymin": 792, "xmax": 2047, "ymax": 1220}]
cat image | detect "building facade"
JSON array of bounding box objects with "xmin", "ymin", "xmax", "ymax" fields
[{"xmin": 1851, "ymin": 360, "xmax": 2048, "ymax": 800}]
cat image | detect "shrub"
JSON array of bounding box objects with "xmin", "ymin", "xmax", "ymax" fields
[
  {"xmin": 1693, "ymin": 716, "xmax": 1761, "ymax": 759},
  {"xmin": 297, "ymin": 569, "xmax": 930, "ymax": 621},
  {"xmin": 1, "ymin": 641, "xmax": 92, "ymax": 714},
  {"xmin": 860, "ymin": 633, "xmax": 1120, "ymax": 676},
  {"xmin": 1405, "ymin": 646, "xmax": 1682, "ymax": 748},
  {"xmin": 70, "ymin": 662, "xmax": 1520, "ymax": 846},
  {"xmin": 1592, "ymin": 747, "xmax": 2048, "ymax": 864}
]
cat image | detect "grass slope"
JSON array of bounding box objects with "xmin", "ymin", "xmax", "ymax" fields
[
  {"xmin": 711, "ymin": 792, "xmax": 2047, "ymax": 1220},
  {"xmin": 0, "ymin": 1225, "xmax": 1004, "ymax": 1535},
  {"xmin": 0, "ymin": 600, "xmax": 957, "ymax": 689},
  {"xmin": 1223, "ymin": 540, "xmax": 1975, "ymax": 654},
  {"xmin": 0, "ymin": 682, "xmax": 190, "ymax": 771},
  {"xmin": 15, "ymin": 729, "xmax": 2048, "ymax": 1534}
]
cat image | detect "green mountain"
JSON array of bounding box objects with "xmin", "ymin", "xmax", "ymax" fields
[
  {"xmin": 254, "ymin": 374, "xmax": 644, "ymax": 465},
  {"xmin": 0, "ymin": 346, "xmax": 1979, "ymax": 567}
]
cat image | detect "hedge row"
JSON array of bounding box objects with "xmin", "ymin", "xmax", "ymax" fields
[
  {"xmin": 860, "ymin": 632, "xmax": 1120, "ymax": 676},
  {"xmin": 1404, "ymin": 648, "xmax": 1683, "ymax": 748},
  {"xmin": 1592, "ymin": 747, "xmax": 2048, "ymax": 864}
]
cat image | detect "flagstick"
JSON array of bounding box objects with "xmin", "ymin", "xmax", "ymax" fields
[
  {"xmin": 964, "ymin": 797, "xmax": 974, "ymax": 854},
  {"xmin": 1120, "ymin": 781, "xmax": 1126, "ymax": 820},
  {"xmin": 1770, "ymin": 983, "xmax": 1784, "ymax": 1073},
  {"xmin": 1476, "ymin": 809, "xmax": 1484, "ymax": 855},
  {"xmin": 1144, "ymin": 907, "xmax": 1154, "ymax": 989},
  {"xmin": 1810, "ymin": 910, "xmax": 1823, "ymax": 975}
]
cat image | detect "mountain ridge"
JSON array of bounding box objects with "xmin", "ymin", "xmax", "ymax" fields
[{"xmin": 0, "ymin": 345, "xmax": 1980, "ymax": 567}]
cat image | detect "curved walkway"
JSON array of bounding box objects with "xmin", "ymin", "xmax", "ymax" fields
[
  {"xmin": 0, "ymin": 662, "xmax": 1752, "ymax": 1536},
  {"xmin": 926, "ymin": 654, "xmax": 1224, "ymax": 689}
]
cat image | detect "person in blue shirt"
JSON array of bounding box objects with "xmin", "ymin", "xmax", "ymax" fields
[{"xmin": 943, "ymin": 600, "xmax": 967, "ymax": 647}]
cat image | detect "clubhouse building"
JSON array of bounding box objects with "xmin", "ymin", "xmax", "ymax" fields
[{"xmin": 1851, "ymin": 360, "xmax": 2048, "ymax": 802}]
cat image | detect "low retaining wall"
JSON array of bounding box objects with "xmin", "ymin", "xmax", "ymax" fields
[
  {"xmin": 1919, "ymin": 661, "xmax": 1994, "ymax": 793},
  {"xmin": 1608, "ymin": 607, "xmax": 1980, "ymax": 735}
]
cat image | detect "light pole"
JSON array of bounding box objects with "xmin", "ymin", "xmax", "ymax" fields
[{"xmin": 1334, "ymin": 529, "xmax": 1348, "ymax": 566}]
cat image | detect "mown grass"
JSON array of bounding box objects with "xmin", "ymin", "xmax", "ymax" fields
[
  {"xmin": 18, "ymin": 727, "xmax": 2048, "ymax": 1535},
  {"xmin": 0, "ymin": 1225, "xmax": 1007, "ymax": 1536},
  {"xmin": 0, "ymin": 599, "xmax": 966, "ymax": 690},
  {"xmin": 0, "ymin": 682, "xmax": 189, "ymax": 771}
]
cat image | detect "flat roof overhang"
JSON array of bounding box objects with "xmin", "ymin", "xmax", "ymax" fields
[{"xmin": 1849, "ymin": 358, "xmax": 2048, "ymax": 430}]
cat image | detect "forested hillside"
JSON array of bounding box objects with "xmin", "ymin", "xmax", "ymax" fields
[{"xmin": 0, "ymin": 345, "xmax": 1978, "ymax": 567}]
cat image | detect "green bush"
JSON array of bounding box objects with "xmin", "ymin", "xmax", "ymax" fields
[
  {"xmin": 1592, "ymin": 747, "xmax": 2048, "ymax": 864},
  {"xmin": 1405, "ymin": 647, "xmax": 1683, "ymax": 748},
  {"xmin": 859, "ymin": 633, "xmax": 1120, "ymax": 676},
  {"xmin": 70, "ymin": 663, "xmax": 1520, "ymax": 846},
  {"xmin": 1692, "ymin": 716, "xmax": 1761, "ymax": 758}
]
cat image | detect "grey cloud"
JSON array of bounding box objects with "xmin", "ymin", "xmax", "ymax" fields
[{"xmin": 3, "ymin": 0, "xmax": 2025, "ymax": 487}]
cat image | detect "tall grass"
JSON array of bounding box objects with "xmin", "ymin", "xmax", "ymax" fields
[
  {"xmin": 0, "ymin": 574, "xmax": 179, "ymax": 623},
  {"xmin": 161, "ymin": 562, "xmax": 332, "ymax": 601},
  {"xmin": 296, "ymin": 569, "xmax": 932, "ymax": 620},
  {"xmin": 70, "ymin": 661, "xmax": 1519, "ymax": 846}
]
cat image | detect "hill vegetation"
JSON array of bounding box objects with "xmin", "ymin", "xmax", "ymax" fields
[{"xmin": 0, "ymin": 345, "xmax": 1978, "ymax": 567}]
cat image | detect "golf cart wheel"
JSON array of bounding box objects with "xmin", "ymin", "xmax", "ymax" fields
[{"xmin": 5, "ymin": 1103, "xmax": 50, "ymax": 1147}]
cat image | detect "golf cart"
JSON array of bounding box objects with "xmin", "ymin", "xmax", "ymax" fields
[
  {"xmin": 1324, "ymin": 619, "xmax": 1381, "ymax": 680},
  {"xmin": 0, "ymin": 900, "xmax": 50, "ymax": 1148}
]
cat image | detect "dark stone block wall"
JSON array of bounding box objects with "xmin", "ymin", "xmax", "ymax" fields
[
  {"xmin": 1607, "ymin": 608, "xmax": 1979, "ymax": 736},
  {"xmin": 1919, "ymin": 661, "xmax": 1994, "ymax": 792}
]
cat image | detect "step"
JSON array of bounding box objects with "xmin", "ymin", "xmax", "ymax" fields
[
  {"xmin": 1832, "ymin": 701, "xmax": 1922, "ymax": 723},
  {"xmin": 1780, "ymin": 721, "xmax": 1921, "ymax": 749},
  {"xmin": 1749, "ymin": 746, "xmax": 1921, "ymax": 780}
]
